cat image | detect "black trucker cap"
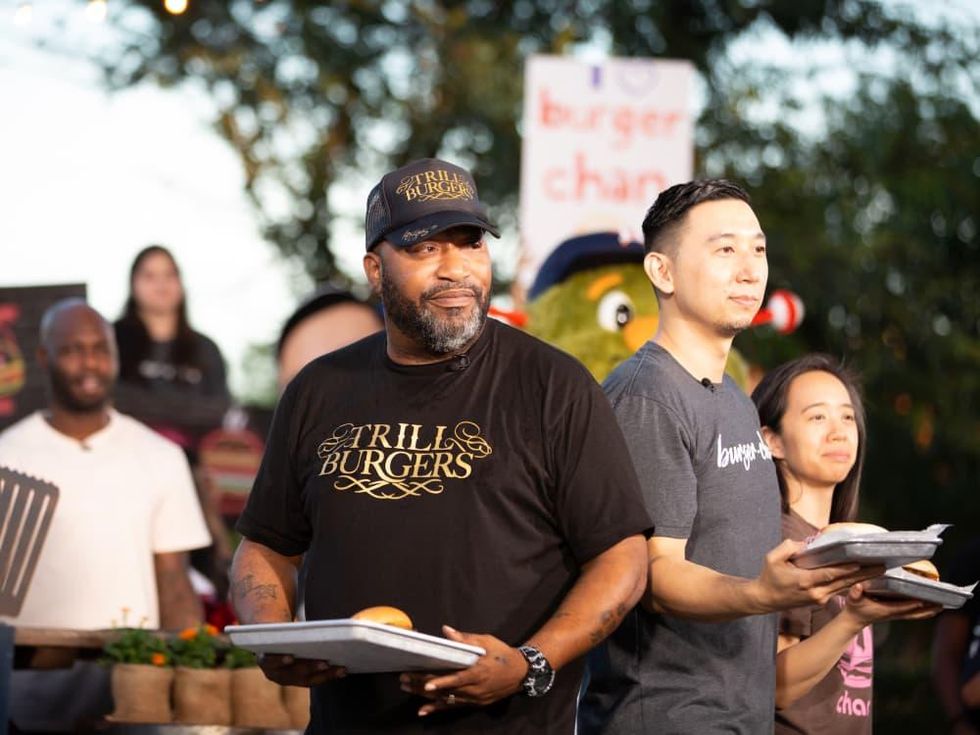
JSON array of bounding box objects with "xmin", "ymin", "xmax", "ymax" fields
[{"xmin": 364, "ymin": 158, "xmax": 500, "ymax": 251}]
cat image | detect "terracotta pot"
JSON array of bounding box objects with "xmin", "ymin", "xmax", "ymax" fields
[
  {"xmin": 172, "ymin": 667, "xmax": 232, "ymax": 725},
  {"xmin": 231, "ymin": 667, "xmax": 291, "ymax": 728},
  {"xmin": 108, "ymin": 663, "xmax": 173, "ymax": 723},
  {"xmin": 282, "ymin": 685, "xmax": 311, "ymax": 729}
]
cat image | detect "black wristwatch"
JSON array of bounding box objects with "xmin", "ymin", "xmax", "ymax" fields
[{"xmin": 517, "ymin": 645, "xmax": 555, "ymax": 697}]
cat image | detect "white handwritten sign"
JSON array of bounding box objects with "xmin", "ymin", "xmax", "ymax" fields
[{"xmin": 519, "ymin": 55, "xmax": 694, "ymax": 289}]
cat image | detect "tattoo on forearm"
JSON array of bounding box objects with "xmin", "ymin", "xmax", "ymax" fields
[
  {"xmin": 232, "ymin": 573, "xmax": 279, "ymax": 602},
  {"xmin": 589, "ymin": 602, "xmax": 628, "ymax": 646}
]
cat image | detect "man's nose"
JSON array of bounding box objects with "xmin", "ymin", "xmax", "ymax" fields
[
  {"xmin": 736, "ymin": 251, "xmax": 764, "ymax": 283},
  {"xmin": 436, "ymin": 245, "xmax": 468, "ymax": 280},
  {"xmin": 80, "ymin": 348, "xmax": 103, "ymax": 369}
]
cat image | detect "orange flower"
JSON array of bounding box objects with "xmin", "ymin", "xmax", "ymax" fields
[
  {"xmin": 178, "ymin": 627, "xmax": 198, "ymax": 640},
  {"xmin": 204, "ymin": 624, "xmax": 219, "ymax": 636},
  {"xmin": 151, "ymin": 652, "xmax": 167, "ymax": 667}
]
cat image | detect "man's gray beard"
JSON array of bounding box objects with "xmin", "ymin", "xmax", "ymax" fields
[{"xmin": 381, "ymin": 271, "xmax": 489, "ymax": 355}]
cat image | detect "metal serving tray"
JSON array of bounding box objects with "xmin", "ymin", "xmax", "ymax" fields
[
  {"xmin": 225, "ymin": 619, "xmax": 484, "ymax": 674},
  {"xmin": 792, "ymin": 524, "xmax": 948, "ymax": 570},
  {"xmin": 865, "ymin": 569, "xmax": 976, "ymax": 610}
]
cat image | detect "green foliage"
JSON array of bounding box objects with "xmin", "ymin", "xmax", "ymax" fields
[
  {"xmin": 102, "ymin": 628, "xmax": 170, "ymax": 667},
  {"xmin": 223, "ymin": 645, "xmax": 259, "ymax": 670},
  {"xmin": 96, "ymin": 1, "xmax": 950, "ymax": 280},
  {"xmin": 169, "ymin": 624, "xmax": 225, "ymax": 669}
]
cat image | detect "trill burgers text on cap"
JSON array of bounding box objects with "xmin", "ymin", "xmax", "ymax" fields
[{"xmin": 365, "ymin": 158, "xmax": 500, "ymax": 251}]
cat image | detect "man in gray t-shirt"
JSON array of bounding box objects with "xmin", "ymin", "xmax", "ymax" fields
[{"xmin": 578, "ymin": 180, "xmax": 882, "ymax": 735}]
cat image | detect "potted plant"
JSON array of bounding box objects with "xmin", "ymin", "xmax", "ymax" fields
[
  {"xmin": 282, "ymin": 684, "xmax": 312, "ymax": 729},
  {"xmin": 169, "ymin": 624, "xmax": 232, "ymax": 725},
  {"xmin": 225, "ymin": 645, "xmax": 292, "ymax": 728},
  {"xmin": 102, "ymin": 626, "xmax": 173, "ymax": 723}
]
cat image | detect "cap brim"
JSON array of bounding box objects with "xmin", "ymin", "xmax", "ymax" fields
[{"xmin": 381, "ymin": 211, "xmax": 500, "ymax": 249}]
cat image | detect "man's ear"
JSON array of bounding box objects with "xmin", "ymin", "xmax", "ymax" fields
[
  {"xmin": 363, "ymin": 251, "xmax": 383, "ymax": 296},
  {"xmin": 760, "ymin": 426, "xmax": 785, "ymax": 459},
  {"xmin": 643, "ymin": 251, "xmax": 674, "ymax": 296}
]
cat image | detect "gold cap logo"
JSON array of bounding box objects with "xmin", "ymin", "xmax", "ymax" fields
[{"xmin": 395, "ymin": 169, "xmax": 475, "ymax": 203}]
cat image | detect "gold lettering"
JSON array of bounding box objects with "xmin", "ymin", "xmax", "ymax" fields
[
  {"xmin": 319, "ymin": 455, "xmax": 340, "ymax": 476},
  {"xmin": 348, "ymin": 424, "xmax": 370, "ymax": 449},
  {"xmin": 369, "ymin": 423, "xmax": 392, "ymax": 449},
  {"xmin": 432, "ymin": 425, "xmax": 449, "ymax": 450},
  {"xmin": 395, "ymin": 423, "xmax": 408, "ymax": 449},
  {"xmin": 384, "ymin": 451, "xmax": 413, "ymax": 479},
  {"xmin": 408, "ymin": 424, "xmax": 432, "ymax": 451},
  {"xmin": 360, "ymin": 449, "xmax": 386, "ymax": 477},
  {"xmin": 339, "ymin": 450, "xmax": 361, "ymax": 475},
  {"xmin": 412, "ymin": 452, "xmax": 434, "ymax": 477},
  {"xmin": 454, "ymin": 453, "xmax": 473, "ymax": 479},
  {"xmin": 430, "ymin": 451, "xmax": 455, "ymax": 478}
]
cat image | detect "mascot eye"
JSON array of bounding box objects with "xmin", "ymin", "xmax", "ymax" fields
[{"xmin": 596, "ymin": 290, "xmax": 635, "ymax": 332}]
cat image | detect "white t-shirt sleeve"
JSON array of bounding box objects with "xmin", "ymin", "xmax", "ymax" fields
[{"xmin": 150, "ymin": 441, "xmax": 212, "ymax": 554}]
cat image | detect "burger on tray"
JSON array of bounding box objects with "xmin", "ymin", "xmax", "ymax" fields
[{"xmin": 792, "ymin": 522, "xmax": 948, "ymax": 570}]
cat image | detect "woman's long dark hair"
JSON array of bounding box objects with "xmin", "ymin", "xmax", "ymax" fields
[
  {"xmin": 751, "ymin": 354, "xmax": 867, "ymax": 524},
  {"xmin": 116, "ymin": 245, "xmax": 200, "ymax": 382}
]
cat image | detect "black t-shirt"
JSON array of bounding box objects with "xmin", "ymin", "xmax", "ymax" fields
[
  {"xmin": 113, "ymin": 324, "xmax": 231, "ymax": 446},
  {"xmin": 237, "ymin": 319, "xmax": 652, "ymax": 734}
]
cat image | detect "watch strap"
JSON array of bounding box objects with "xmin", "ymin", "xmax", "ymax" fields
[{"xmin": 517, "ymin": 645, "xmax": 555, "ymax": 697}]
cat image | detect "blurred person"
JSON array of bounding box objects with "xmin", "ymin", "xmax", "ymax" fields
[
  {"xmin": 753, "ymin": 354, "xmax": 939, "ymax": 733},
  {"xmin": 933, "ymin": 535, "xmax": 980, "ymax": 734},
  {"xmin": 114, "ymin": 244, "xmax": 233, "ymax": 595},
  {"xmin": 230, "ymin": 158, "xmax": 651, "ymax": 734},
  {"xmin": 276, "ymin": 287, "xmax": 383, "ymax": 389},
  {"xmin": 579, "ymin": 180, "xmax": 882, "ymax": 735},
  {"xmin": 0, "ymin": 299, "xmax": 210, "ymax": 730},
  {"xmin": 113, "ymin": 244, "xmax": 231, "ymax": 450}
]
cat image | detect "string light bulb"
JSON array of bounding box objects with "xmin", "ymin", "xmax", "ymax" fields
[
  {"xmin": 163, "ymin": 0, "xmax": 188, "ymax": 15},
  {"xmin": 85, "ymin": 0, "xmax": 108, "ymax": 21}
]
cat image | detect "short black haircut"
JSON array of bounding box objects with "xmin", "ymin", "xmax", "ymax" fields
[
  {"xmin": 641, "ymin": 179, "xmax": 751, "ymax": 255},
  {"xmin": 276, "ymin": 287, "xmax": 380, "ymax": 358}
]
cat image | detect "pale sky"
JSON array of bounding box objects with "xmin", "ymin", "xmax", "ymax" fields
[{"xmin": 1, "ymin": 2, "xmax": 302, "ymax": 397}]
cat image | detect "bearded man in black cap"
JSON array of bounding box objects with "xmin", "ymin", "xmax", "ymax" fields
[{"xmin": 231, "ymin": 158, "xmax": 652, "ymax": 734}]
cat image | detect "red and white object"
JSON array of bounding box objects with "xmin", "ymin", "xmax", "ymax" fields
[{"xmin": 752, "ymin": 289, "xmax": 804, "ymax": 334}]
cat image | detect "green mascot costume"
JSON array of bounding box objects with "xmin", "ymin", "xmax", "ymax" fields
[{"xmin": 524, "ymin": 232, "xmax": 750, "ymax": 387}]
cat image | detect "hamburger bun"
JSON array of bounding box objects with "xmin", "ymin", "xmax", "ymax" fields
[
  {"xmin": 351, "ymin": 606, "xmax": 414, "ymax": 630},
  {"xmin": 902, "ymin": 559, "xmax": 939, "ymax": 581},
  {"xmin": 819, "ymin": 522, "xmax": 888, "ymax": 536}
]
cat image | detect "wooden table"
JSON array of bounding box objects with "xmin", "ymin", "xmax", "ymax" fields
[{"xmin": 13, "ymin": 626, "xmax": 115, "ymax": 670}]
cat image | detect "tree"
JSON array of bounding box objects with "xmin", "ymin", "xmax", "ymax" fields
[{"xmin": 96, "ymin": 0, "xmax": 955, "ymax": 278}]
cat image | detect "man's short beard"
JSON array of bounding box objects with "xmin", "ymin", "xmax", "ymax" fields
[
  {"xmin": 381, "ymin": 271, "xmax": 489, "ymax": 355},
  {"xmin": 49, "ymin": 369, "xmax": 110, "ymax": 413},
  {"xmin": 716, "ymin": 318, "xmax": 751, "ymax": 338}
]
